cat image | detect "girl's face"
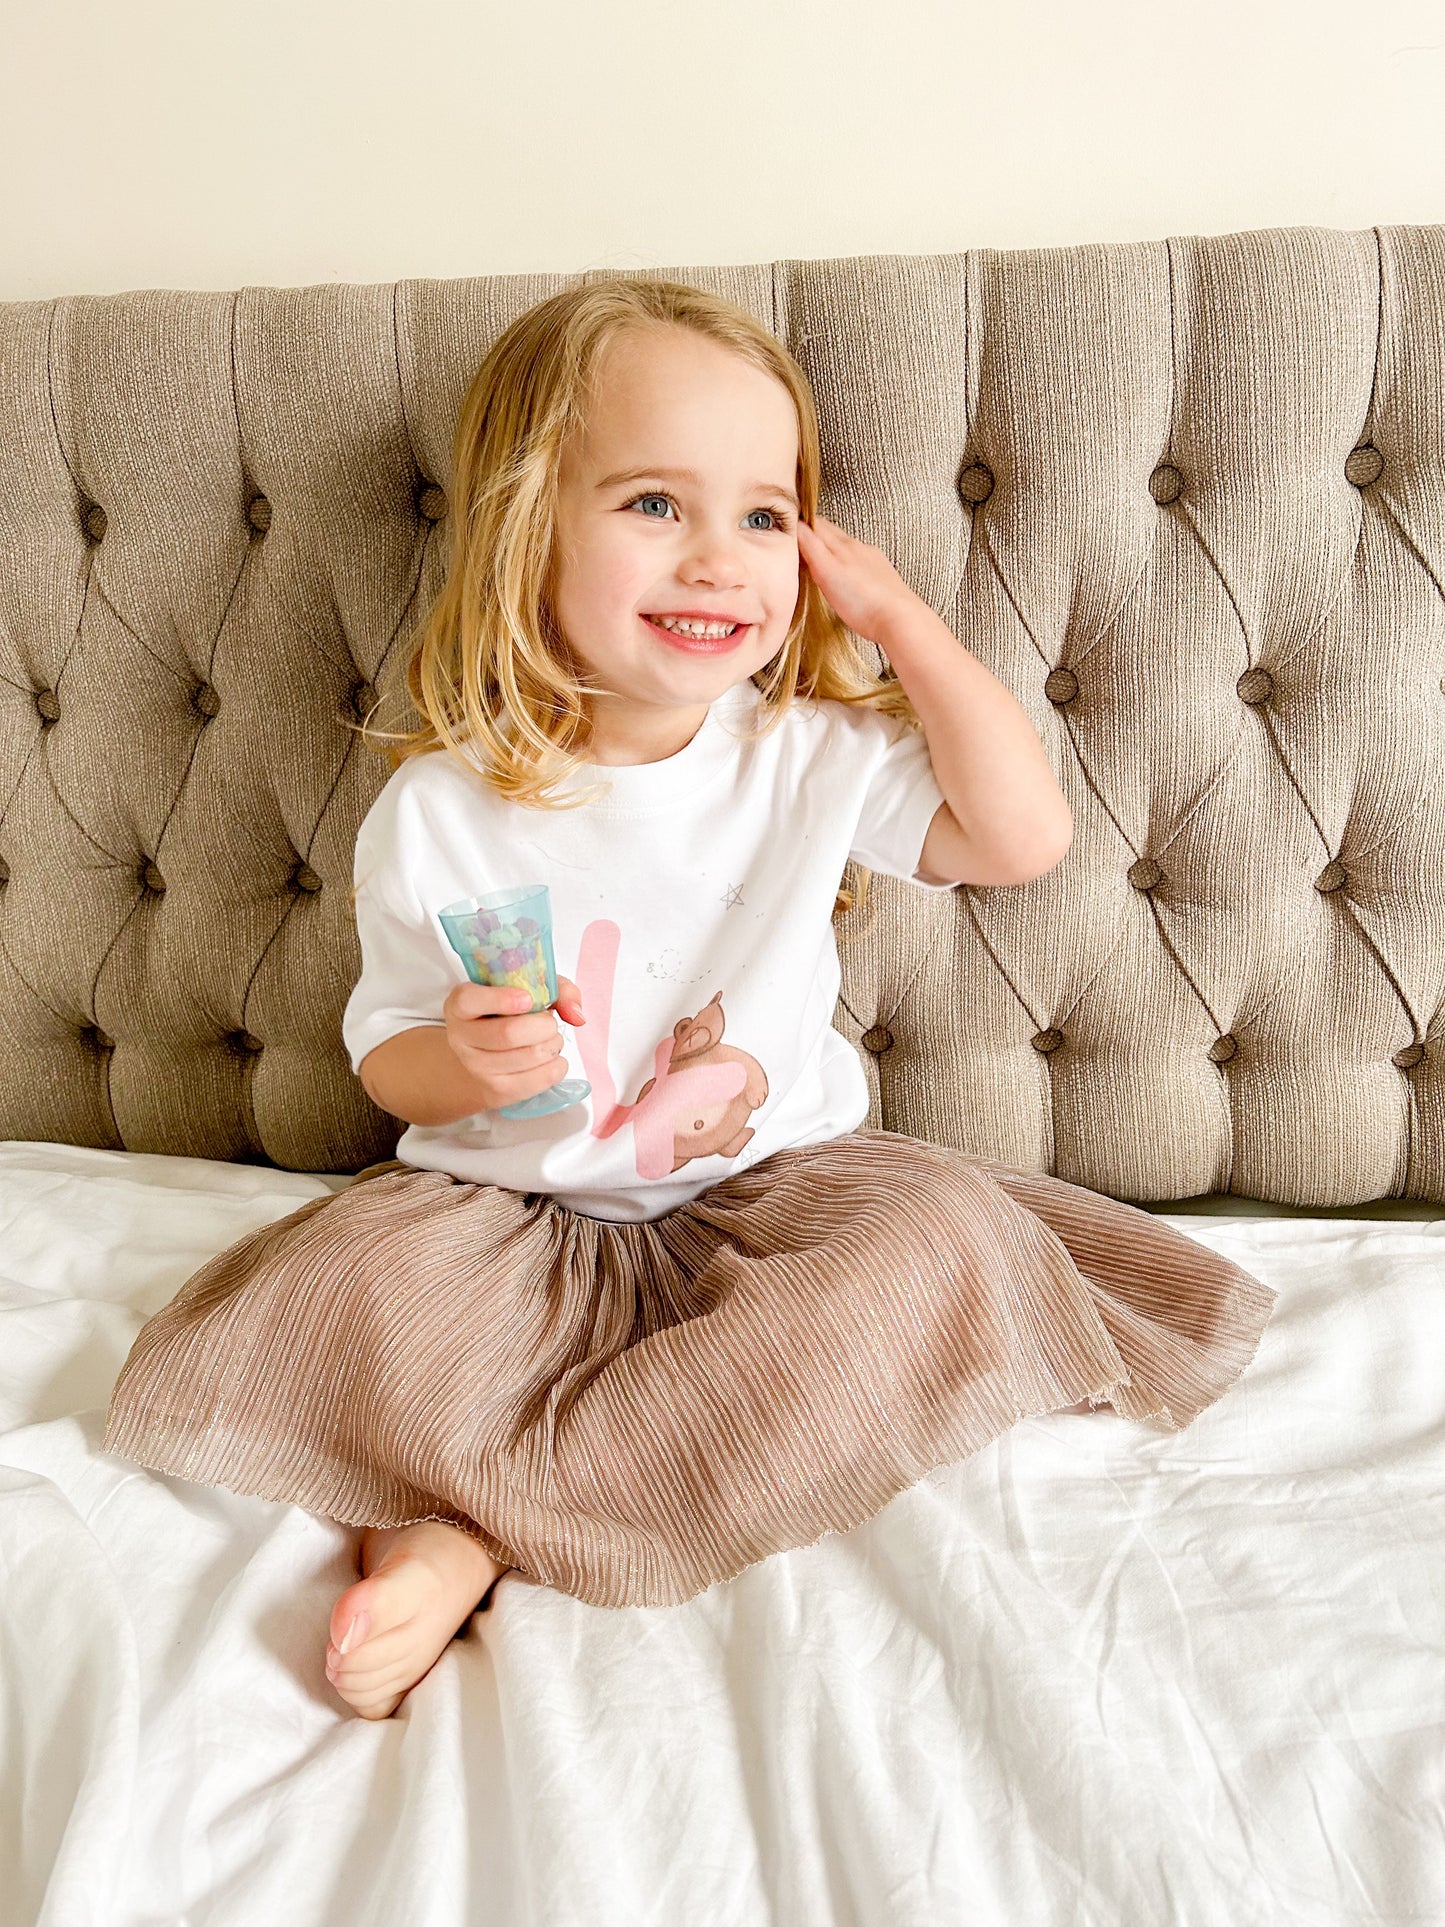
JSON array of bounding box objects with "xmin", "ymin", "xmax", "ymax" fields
[{"xmin": 551, "ymin": 326, "xmax": 802, "ymax": 760}]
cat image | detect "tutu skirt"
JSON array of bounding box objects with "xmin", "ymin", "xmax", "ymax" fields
[{"xmin": 101, "ymin": 1128, "xmax": 1277, "ymax": 1609}]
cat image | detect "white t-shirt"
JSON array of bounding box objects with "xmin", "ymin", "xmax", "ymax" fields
[{"xmin": 342, "ymin": 678, "xmax": 959, "ymax": 1223}]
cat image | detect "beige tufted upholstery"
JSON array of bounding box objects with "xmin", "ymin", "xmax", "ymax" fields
[{"xmin": 2, "ymin": 223, "xmax": 1442, "ymax": 1203}]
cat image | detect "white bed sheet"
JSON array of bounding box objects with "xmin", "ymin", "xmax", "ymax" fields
[{"xmin": 0, "ymin": 1139, "xmax": 1440, "ymax": 1927}]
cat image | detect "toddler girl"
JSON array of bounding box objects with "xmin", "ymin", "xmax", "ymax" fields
[{"xmin": 103, "ymin": 277, "xmax": 1277, "ymax": 1721}]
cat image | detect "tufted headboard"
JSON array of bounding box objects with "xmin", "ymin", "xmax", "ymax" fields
[{"xmin": 2, "ymin": 222, "xmax": 1443, "ymax": 1205}]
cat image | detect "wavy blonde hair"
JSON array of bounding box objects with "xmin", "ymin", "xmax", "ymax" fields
[{"xmin": 349, "ymin": 275, "xmax": 924, "ymax": 925}]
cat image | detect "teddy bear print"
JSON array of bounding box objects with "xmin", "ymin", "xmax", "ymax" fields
[
  {"xmin": 571, "ymin": 920, "xmax": 771, "ymax": 1180},
  {"xmin": 634, "ymin": 991, "xmax": 769, "ymax": 1172}
]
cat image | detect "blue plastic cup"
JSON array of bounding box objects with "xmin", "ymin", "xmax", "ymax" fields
[{"xmin": 437, "ymin": 884, "xmax": 591, "ymax": 1120}]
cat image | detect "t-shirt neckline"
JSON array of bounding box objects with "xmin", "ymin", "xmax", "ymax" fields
[{"xmin": 558, "ymin": 679, "xmax": 758, "ymax": 815}]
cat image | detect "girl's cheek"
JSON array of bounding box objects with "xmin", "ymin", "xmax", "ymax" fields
[
  {"xmin": 603, "ymin": 550, "xmax": 655, "ymax": 608},
  {"xmin": 567, "ymin": 539, "xmax": 639, "ymax": 613}
]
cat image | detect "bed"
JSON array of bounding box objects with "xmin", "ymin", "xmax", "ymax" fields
[{"xmin": 2, "ymin": 223, "xmax": 1442, "ymax": 1925}]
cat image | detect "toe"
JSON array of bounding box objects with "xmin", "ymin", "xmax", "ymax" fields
[
  {"xmin": 333, "ymin": 1650, "xmax": 414, "ymax": 1691},
  {"xmin": 333, "ymin": 1657, "xmax": 422, "ymax": 1719},
  {"xmin": 356, "ymin": 1696, "xmax": 405, "ymax": 1721},
  {"xmin": 329, "ymin": 1615, "xmax": 418, "ymax": 1677},
  {"xmin": 347, "ymin": 1683, "xmax": 408, "ymax": 1720},
  {"xmin": 329, "ymin": 1568, "xmax": 413, "ymax": 1655},
  {"xmin": 330, "ymin": 1589, "xmax": 372, "ymax": 1655}
]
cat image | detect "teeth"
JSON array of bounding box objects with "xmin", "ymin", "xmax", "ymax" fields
[{"xmin": 651, "ymin": 616, "xmax": 738, "ymax": 639}]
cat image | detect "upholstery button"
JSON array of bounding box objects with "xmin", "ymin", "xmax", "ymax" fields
[
  {"xmin": 861, "ymin": 1025, "xmax": 894, "ymax": 1054},
  {"xmin": 1209, "ymin": 1034, "xmax": 1238, "ymax": 1064},
  {"xmin": 83, "ymin": 504, "xmax": 108, "ymax": 542},
  {"xmin": 193, "ymin": 682, "xmax": 220, "ymax": 718},
  {"xmin": 0, "ymin": 856, "xmax": 8, "ymax": 887},
  {"xmin": 1315, "ymin": 859, "xmax": 1346, "ymax": 893},
  {"xmin": 1044, "ymin": 667, "xmax": 1078, "ymax": 705},
  {"xmin": 958, "ymin": 463, "xmax": 994, "ymax": 505},
  {"xmin": 1237, "ymin": 667, "xmax": 1273, "ymax": 705},
  {"xmin": 231, "ymin": 1031, "xmax": 264, "ymax": 1055},
  {"xmin": 88, "ymin": 1027, "xmax": 116, "ymax": 1052},
  {"xmin": 1149, "ymin": 464, "xmax": 1183, "ymax": 504},
  {"xmin": 1031, "ymin": 1028, "xmax": 1063, "ymax": 1054},
  {"xmin": 1344, "ymin": 445, "xmax": 1383, "ymax": 487},
  {"xmin": 294, "ymin": 862, "xmax": 323, "ymax": 893},
  {"xmin": 1393, "ymin": 1043, "xmax": 1425, "ymax": 1070},
  {"xmin": 35, "ymin": 689, "xmax": 60, "ymax": 723},
  {"xmin": 247, "ymin": 496, "xmax": 271, "ymax": 531},
  {"xmin": 1127, "ymin": 857, "xmax": 1162, "ymax": 891},
  {"xmin": 417, "ymin": 484, "xmax": 447, "ymax": 522},
  {"xmin": 141, "ymin": 861, "xmax": 165, "ymax": 893},
  {"xmin": 350, "ymin": 680, "xmax": 377, "ymax": 722}
]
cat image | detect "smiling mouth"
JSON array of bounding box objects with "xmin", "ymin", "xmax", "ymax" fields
[{"xmin": 640, "ymin": 615, "xmax": 751, "ymax": 652}]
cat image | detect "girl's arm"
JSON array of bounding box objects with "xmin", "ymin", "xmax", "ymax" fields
[
  {"xmin": 359, "ymin": 1025, "xmax": 492, "ymax": 1129},
  {"xmin": 797, "ymin": 516, "xmax": 1072, "ymax": 878}
]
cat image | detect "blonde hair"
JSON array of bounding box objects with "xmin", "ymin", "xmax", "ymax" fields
[{"xmin": 348, "ymin": 275, "xmax": 925, "ymax": 926}]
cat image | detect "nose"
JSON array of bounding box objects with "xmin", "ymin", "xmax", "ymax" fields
[{"xmin": 678, "ymin": 516, "xmax": 747, "ymax": 589}]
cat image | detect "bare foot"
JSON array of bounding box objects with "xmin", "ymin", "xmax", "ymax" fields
[{"xmin": 325, "ymin": 1520, "xmax": 509, "ymax": 1720}]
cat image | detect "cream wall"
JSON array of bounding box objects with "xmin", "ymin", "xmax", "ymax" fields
[{"xmin": 6, "ymin": 0, "xmax": 1443, "ymax": 300}]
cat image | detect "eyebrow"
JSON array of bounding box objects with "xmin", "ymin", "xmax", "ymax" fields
[{"xmin": 595, "ymin": 465, "xmax": 800, "ymax": 511}]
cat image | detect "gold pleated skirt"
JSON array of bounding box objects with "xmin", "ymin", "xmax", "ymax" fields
[{"xmin": 101, "ymin": 1128, "xmax": 1277, "ymax": 1610}]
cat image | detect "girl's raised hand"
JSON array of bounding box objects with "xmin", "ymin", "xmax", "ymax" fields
[{"xmin": 795, "ymin": 513, "xmax": 921, "ymax": 644}]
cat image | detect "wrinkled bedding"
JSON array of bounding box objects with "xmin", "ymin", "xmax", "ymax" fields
[{"xmin": 1, "ymin": 1139, "xmax": 1440, "ymax": 1927}]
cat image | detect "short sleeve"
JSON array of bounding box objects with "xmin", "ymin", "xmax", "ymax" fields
[
  {"xmin": 843, "ymin": 705, "xmax": 961, "ymax": 893},
  {"xmin": 341, "ymin": 795, "xmax": 463, "ymax": 1078}
]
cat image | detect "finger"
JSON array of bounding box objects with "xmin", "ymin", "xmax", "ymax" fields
[
  {"xmin": 456, "ymin": 1004, "xmax": 553, "ymax": 1048},
  {"xmin": 501, "ymin": 1006, "xmax": 561, "ymax": 1041},
  {"xmin": 473, "ymin": 1032, "xmax": 564, "ymax": 1070},
  {"xmin": 554, "ymin": 977, "xmax": 587, "ymax": 1024},
  {"xmin": 495, "ymin": 1047, "xmax": 569, "ymax": 1090},
  {"xmin": 460, "ymin": 982, "xmax": 531, "ymax": 1016}
]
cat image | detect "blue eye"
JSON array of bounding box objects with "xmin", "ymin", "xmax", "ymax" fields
[{"xmin": 622, "ymin": 490, "xmax": 791, "ymax": 531}]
